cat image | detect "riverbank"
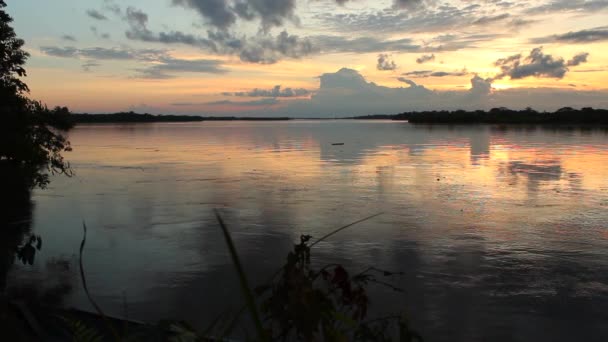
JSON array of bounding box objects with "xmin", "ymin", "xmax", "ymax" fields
[
  {"xmin": 70, "ymin": 112, "xmax": 291, "ymax": 124},
  {"xmin": 391, "ymin": 107, "xmax": 608, "ymax": 124}
]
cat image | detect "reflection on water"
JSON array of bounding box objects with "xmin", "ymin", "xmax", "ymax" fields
[{"xmin": 13, "ymin": 121, "xmax": 608, "ymax": 341}]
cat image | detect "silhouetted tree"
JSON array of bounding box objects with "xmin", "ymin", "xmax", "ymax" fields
[
  {"xmin": 1, "ymin": 0, "xmax": 73, "ymax": 303},
  {"xmin": 0, "ymin": 0, "xmax": 73, "ymax": 191}
]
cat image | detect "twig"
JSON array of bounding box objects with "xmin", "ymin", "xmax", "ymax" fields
[{"xmin": 80, "ymin": 222, "xmax": 121, "ymax": 341}]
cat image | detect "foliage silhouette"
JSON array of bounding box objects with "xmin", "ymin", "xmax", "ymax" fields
[
  {"xmin": 70, "ymin": 112, "xmax": 291, "ymax": 123},
  {"xmin": 60, "ymin": 214, "xmax": 422, "ymax": 341},
  {"xmin": 1, "ymin": 2, "xmax": 74, "ymax": 338},
  {"xmin": 0, "ymin": 0, "xmax": 73, "ymax": 190},
  {"xmin": 216, "ymin": 211, "xmax": 422, "ymax": 341},
  {"xmin": 392, "ymin": 107, "xmax": 608, "ymax": 124}
]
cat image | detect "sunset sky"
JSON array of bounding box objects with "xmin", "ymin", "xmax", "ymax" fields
[{"xmin": 7, "ymin": 0, "xmax": 608, "ymax": 116}]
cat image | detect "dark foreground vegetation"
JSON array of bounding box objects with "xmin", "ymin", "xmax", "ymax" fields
[
  {"xmin": 391, "ymin": 107, "xmax": 608, "ymax": 124},
  {"xmin": 4, "ymin": 214, "xmax": 420, "ymax": 341},
  {"xmin": 71, "ymin": 112, "xmax": 291, "ymax": 124}
]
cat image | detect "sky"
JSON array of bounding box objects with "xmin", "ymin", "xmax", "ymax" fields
[{"xmin": 6, "ymin": 0, "xmax": 608, "ymax": 116}]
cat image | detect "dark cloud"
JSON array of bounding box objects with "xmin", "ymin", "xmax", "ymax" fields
[
  {"xmin": 233, "ymin": 0, "xmax": 298, "ymax": 32},
  {"xmin": 567, "ymin": 52, "xmax": 590, "ymax": 66},
  {"xmin": 91, "ymin": 26, "xmax": 111, "ymax": 39},
  {"xmin": 402, "ymin": 70, "xmax": 433, "ymax": 76},
  {"xmin": 86, "ymin": 9, "xmax": 108, "ymax": 21},
  {"xmin": 172, "ymin": 0, "xmax": 299, "ymax": 32},
  {"xmin": 331, "ymin": 0, "xmax": 428, "ymax": 9},
  {"xmin": 203, "ymin": 98, "xmax": 280, "ymax": 106},
  {"xmin": 41, "ymin": 46, "xmax": 78, "ymax": 58},
  {"xmin": 123, "ymin": 7, "xmax": 312, "ymax": 64},
  {"xmin": 103, "ymin": 0, "xmax": 121, "ymax": 15},
  {"xmin": 508, "ymin": 18, "xmax": 538, "ymax": 28},
  {"xmin": 126, "ymin": 7, "xmax": 148, "ymax": 30},
  {"xmin": 416, "ymin": 54, "xmax": 435, "ymax": 64},
  {"xmin": 61, "ymin": 35, "xmax": 76, "ymax": 42},
  {"xmin": 526, "ymin": 0, "xmax": 608, "ymax": 15},
  {"xmin": 397, "ymin": 77, "xmax": 418, "ymax": 87},
  {"xmin": 472, "ymin": 13, "xmax": 510, "ymax": 25},
  {"xmin": 82, "ymin": 61, "xmax": 100, "ymax": 72},
  {"xmin": 41, "ymin": 46, "xmax": 167, "ymax": 61},
  {"xmin": 531, "ymin": 27, "xmax": 608, "ymax": 44},
  {"xmin": 403, "ymin": 69, "xmax": 469, "ymax": 78},
  {"xmin": 377, "ymin": 54, "xmax": 397, "ymax": 71},
  {"xmin": 494, "ymin": 47, "xmax": 588, "ymax": 80},
  {"xmin": 393, "ymin": 0, "xmax": 427, "ymax": 10},
  {"xmin": 135, "ymin": 57, "xmax": 227, "ymax": 79},
  {"xmin": 314, "ymin": 3, "xmax": 492, "ymax": 34},
  {"xmin": 239, "ymin": 31, "xmax": 314, "ymax": 64},
  {"xmin": 223, "ymin": 85, "xmax": 310, "ymax": 97},
  {"xmin": 396, "ymin": 78, "xmax": 428, "ymax": 91},
  {"xmin": 172, "ymin": 0, "xmax": 237, "ymax": 30}
]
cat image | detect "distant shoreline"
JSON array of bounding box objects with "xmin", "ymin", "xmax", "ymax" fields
[
  {"xmin": 71, "ymin": 107, "xmax": 608, "ymax": 125},
  {"xmin": 70, "ymin": 113, "xmax": 291, "ymax": 123},
  {"xmin": 378, "ymin": 107, "xmax": 608, "ymax": 125}
]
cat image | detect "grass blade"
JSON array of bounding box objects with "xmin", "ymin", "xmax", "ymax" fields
[
  {"xmin": 310, "ymin": 213, "xmax": 383, "ymax": 248},
  {"xmin": 214, "ymin": 209, "xmax": 267, "ymax": 341}
]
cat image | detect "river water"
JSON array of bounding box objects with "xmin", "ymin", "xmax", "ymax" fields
[{"xmin": 10, "ymin": 121, "xmax": 608, "ymax": 341}]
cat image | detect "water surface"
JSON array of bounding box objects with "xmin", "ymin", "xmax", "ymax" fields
[{"xmin": 12, "ymin": 121, "xmax": 608, "ymax": 341}]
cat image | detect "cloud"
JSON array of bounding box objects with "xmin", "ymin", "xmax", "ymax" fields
[
  {"xmin": 310, "ymin": 32, "xmax": 503, "ymax": 55},
  {"xmin": 172, "ymin": 0, "xmax": 299, "ymax": 32},
  {"xmin": 223, "ymin": 85, "xmax": 310, "ymax": 97},
  {"xmin": 470, "ymin": 75, "xmax": 492, "ymax": 96},
  {"xmin": 402, "ymin": 70, "xmax": 433, "ymax": 77},
  {"xmin": 531, "ymin": 27, "xmax": 608, "ymax": 44},
  {"xmin": 61, "ymin": 35, "xmax": 77, "ymax": 42},
  {"xmin": 402, "ymin": 69, "xmax": 468, "ymax": 78},
  {"xmin": 276, "ymin": 68, "xmax": 608, "ymax": 116},
  {"xmin": 472, "ymin": 13, "xmax": 510, "ymax": 25},
  {"xmin": 41, "ymin": 46, "xmax": 167, "ymax": 62},
  {"xmin": 416, "ymin": 54, "xmax": 435, "ymax": 64},
  {"xmin": 493, "ymin": 47, "xmax": 588, "ymax": 80},
  {"xmin": 82, "ymin": 61, "xmax": 100, "ymax": 72},
  {"xmin": 567, "ymin": 52, "xmax": 590, "ymax": 66},
  {"xmin": 233, "ymin": 0, "xmax": 298, "ymax": 32},
  {"xmin": 396, "ymin": 77, "xmax": 428, "ymax": 90},
  {"xmin": 508, "ymin": 18, "xmax": 538, "ymax": 28},
  {"xmin": 377, "ymin": 54, "xmax": 397, "ymax": 70},
  {"xmin": 86, "ymin": 9, "xmax": 108, "ymax": 21},
  {"xmin": 314, "ymin": 3, "xmax": 502, "ymax": 34},
  {"xmin": 172, "ymin": 0, "xmax": 236, "ymax": 30},
  {"xmin": 40, "ymin": 46, "xmax": 79, "ymax": 58},
  {"xmin": 393, "ymin": 0, "xmax": 427, "ymax": 10},
  {"xmin": 313, "ymin": 35, "xmax": 420, "ymax": 54},
  {"xmin": 91, "ymin": 26, "xmax": 111, "ymax": 39},
  {"xmin": 123, "ymin": 7, "xmax": 312, "ymax": 64},
  {"xmin": 203, "ymin": 98, "xmax": 280, "ymax": 106},
  {"xmin": 135, "ymin": 57, "xmax": 227, "ymax": 79},
  {"xmin": 239, "ymin": 31, "xmax": 314, "ymax": 64},
  {"xmin": 126, "ymin": 7, "xmax": 148, "ymax": 30},
  {"xmin": 103, "ymin": 0, "xmax": 121, "ymax": 15},
  {"xmin": 526, "ymin": 0, "xmax": 608, "ymax": 15},
  {"xmin": 39, "ymin": 46, "xmax": 223, "ymax": 79}
]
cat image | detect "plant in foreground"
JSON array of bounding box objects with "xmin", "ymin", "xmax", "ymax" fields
[{"xmin": 69, "ymin": 213, "xmax": 422, "ymax": 341}]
